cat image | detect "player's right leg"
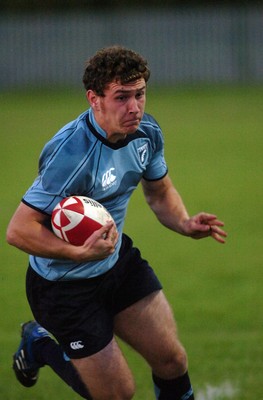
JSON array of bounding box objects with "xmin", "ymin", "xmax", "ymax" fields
[
  {"xmin": 13, "ymin": 320, "xmax": 91, "ymax": 399},
  {"xmin": 25, "ymin": 264, "xmax": 136, "ymax": 400},
  {"xmin": 13, "ymin": 320, "xmax": 50, "ymax": 387},
  {"xmin": 13, "ymin": 319, "xmax": 135, "ymax": 399},
  {"xmin": 71, "ymin": 337, "xmax": 135, "ymax": 400}
]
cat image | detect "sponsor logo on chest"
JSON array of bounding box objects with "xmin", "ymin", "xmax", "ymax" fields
[{"xmin": 102, "ymin": 167, "xmax": 117, "ymax": 191}]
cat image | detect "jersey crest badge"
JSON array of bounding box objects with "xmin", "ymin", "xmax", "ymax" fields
[{"xmin": 137, "ymin": 143, "xmax": 148, "ymax": 165}]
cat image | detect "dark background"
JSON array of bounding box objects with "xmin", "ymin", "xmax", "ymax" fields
[{"xmin": 1, "ymin": 0, "xmax": 262, "ymax": 12}]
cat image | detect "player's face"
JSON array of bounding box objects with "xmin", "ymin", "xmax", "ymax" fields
[{"xmin": 88, "ymin": 78, "xmax": 146, "ymax": 143}]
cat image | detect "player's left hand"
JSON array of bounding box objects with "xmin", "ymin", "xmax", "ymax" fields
[{"xmin": 183, "ymin": 212, "xmax": 227, "ymax": 244}]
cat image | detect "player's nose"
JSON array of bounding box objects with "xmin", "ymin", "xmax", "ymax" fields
[{"xmin": 128, "ymin": 97, "xmax": 140, "ymax": 114}]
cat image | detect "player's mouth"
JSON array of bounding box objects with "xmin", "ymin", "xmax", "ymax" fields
[{"xmin": 123, "ymin": 118, "xmax": 141, "ymax": 127}]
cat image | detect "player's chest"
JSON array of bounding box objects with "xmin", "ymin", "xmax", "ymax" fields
[{"xmin": 85, "ymin": 141, "xmax": 151, "ymax": 197}]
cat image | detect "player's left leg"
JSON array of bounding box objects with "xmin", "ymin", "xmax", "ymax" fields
[{"xmin": 114, "ymin": 290, "xmax": 194, "ymax": 400}]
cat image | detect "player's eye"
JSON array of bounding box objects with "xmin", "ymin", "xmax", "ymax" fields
[
  {"xmin": 116, "ymin": 95, "xmax": 127, "ymax": 101},
  {"xmin": 136, "ymin": 91, "xmax": 144, "ymax": 99}
]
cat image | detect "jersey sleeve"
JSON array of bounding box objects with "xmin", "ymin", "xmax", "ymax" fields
[
  {"xmin": 141, "ymin": 116, "xmax": 168, "ymax": 181},
  {"xmin": 22, "ymin": 119, "xmax": 91, "ymax": 215}
]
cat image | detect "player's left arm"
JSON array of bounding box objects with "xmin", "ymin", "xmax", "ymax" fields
[{"xmin": 141, "ymin": 174, "xmax": 227, "ymax": 244}]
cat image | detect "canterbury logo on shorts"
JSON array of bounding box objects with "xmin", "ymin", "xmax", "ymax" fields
[{"xmin": 70, "ymin": 341, "xmax": 84, "ymax": 350}]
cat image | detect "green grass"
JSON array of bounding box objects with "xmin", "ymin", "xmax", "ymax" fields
[{"xmin": 1, "ymin": 84, "xmax": 263, "ymax": 399}]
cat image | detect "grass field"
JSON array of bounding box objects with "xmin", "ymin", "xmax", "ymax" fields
[{"xmin": 1, "ymin": 84, "xmax": 262, "ymax": 399}]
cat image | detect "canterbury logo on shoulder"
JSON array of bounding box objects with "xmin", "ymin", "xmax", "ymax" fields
[{"xmin": 70, "ymin": 341, "xmax": 84, "ymax": 350}]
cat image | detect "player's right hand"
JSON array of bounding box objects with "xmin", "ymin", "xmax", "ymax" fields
[{"xmin": 72, "ymin": 221, "xmax": 119, "ymax": 262}]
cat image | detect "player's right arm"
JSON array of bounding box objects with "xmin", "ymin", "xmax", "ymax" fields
[{"xmin": 6, "ymin": 202, "xmax": 117, "ymax": 262}]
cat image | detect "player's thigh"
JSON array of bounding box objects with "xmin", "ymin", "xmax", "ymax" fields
[
  {"xmin": 114, "ymin": 290, "xmax": 187, "ymax": 377},
  {"xmin": 71, "ymin": 337, "xmax": 135, "ymax": 400}
]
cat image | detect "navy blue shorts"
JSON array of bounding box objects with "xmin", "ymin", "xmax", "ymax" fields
[{"xmin": 26, "ymin": 234, "xmax": 162, "ymax": 359}]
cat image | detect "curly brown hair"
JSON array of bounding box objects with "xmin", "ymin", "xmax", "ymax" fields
[{"xmin": 82, "ymin": 45, "xmax": 150, "ymax": 96}]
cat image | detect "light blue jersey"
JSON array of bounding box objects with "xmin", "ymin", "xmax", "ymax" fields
[{"xmin": 23, "ymin": 109, "xmax": 168, "ymax": 280}]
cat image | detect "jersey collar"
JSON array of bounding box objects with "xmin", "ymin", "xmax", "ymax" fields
[{"xmin": 86, "ymin": 109, "xmax": 146, "ymax": 149}]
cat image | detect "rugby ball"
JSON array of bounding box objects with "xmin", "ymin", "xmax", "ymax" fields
[{"xmin": 51, "ymin": 196, "xmax": 113, "ymax": 246}]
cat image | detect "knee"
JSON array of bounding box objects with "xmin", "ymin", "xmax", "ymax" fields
[
  {"xmin": 173, "ymin": 346, "xmax": 188, "ymax": 376},
  {"xmin": 96, "ymin": 377, "xmax": 135, "ymax": 400},
  {"xmin": 116, "ymin": 379, "xmax": 136, "ymax": 400},
  {"xmin": 154, "ymin": 344, "xmax": 188, "ymax": 380}
]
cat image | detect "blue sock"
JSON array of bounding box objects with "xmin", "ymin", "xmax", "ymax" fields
[{"xmin": 153, "ymin": 371, "xmax": 194, "ymax": 400}]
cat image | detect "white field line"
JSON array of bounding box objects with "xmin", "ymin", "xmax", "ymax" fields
[{"xmin": 196, "ymin": 381, "xmax": 239, "ymax": 400}]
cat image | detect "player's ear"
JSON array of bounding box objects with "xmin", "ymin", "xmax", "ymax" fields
[{"xmin": 86, "ymin": 90, "xmax": 100, "ymax": 111}]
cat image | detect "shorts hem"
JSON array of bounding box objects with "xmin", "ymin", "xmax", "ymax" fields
[{"xmin": 64, "ymin": 334, "xmax": 114, "ymax": 359}]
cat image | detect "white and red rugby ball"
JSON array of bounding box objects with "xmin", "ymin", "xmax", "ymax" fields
[{"xmin": 51, "ymin": 196, "xmax": 113, "ymax": 246}]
